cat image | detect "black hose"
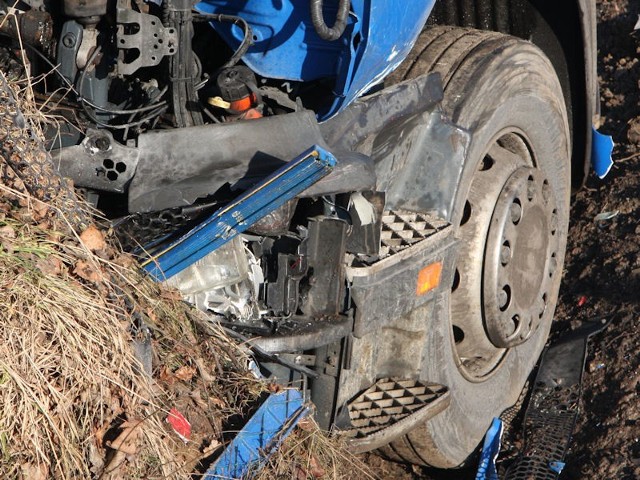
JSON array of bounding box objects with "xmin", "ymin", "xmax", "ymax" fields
[
  {"xmin": 309, "ymin": 0, "xmax": 350, "ymax": 41},
  {"xmin": 194, "ymin": 12, "xmax": 253, "ymax": 68}
]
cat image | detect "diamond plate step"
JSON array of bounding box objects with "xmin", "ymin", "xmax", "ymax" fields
[
  {"xmin": 379, "ymin": 211, "xmax": 449, "ymax": 259},
  {"xmin": 343, "ymin": 378, "xmax": 450, "ymax": 453}
]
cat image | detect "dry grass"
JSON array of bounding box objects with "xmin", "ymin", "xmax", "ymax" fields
[{"xmin": 0, "ymin": 69, "xmax": 257, "ymax": 477}]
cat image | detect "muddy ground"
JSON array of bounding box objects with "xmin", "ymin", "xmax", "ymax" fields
[{"xmin": 367, "ymin": 1, "xmax": 640, "ymax": 478}]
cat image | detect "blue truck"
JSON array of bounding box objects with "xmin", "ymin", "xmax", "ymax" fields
[{"xmin": 0, "ymin": 0, "xmax": 598, "ymax": 469}]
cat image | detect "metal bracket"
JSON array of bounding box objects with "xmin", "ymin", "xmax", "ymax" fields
[
  {"xmin": 116, "ymin": 8, "xmax": 178, "ymax": 75},
  {"xmin": 52, "ymin": 129, "xmax": 140, "ymax": 193}
]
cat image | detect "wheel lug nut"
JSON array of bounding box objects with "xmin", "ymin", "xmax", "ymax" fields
[
  {"xmin": 500, "ymin": 243, "xmax": 511, "ymax": 265},
  {"xmin": 510, "ymin": 202, "xmax": 522, "ymax": 223}
]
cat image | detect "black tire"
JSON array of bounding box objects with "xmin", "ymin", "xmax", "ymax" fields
[{"xmin": 383, "ymin": 27, "xmax": 571, "ymax": 467}]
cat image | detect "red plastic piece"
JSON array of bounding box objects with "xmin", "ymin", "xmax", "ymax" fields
[{"xmin": 166, "ymin": 407, "xmax": 191, "ymax": 443}]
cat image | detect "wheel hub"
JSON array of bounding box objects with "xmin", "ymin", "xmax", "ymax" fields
[{"xmin": 483, "ymin": 167, "xmax": 559, "ymax": 348}]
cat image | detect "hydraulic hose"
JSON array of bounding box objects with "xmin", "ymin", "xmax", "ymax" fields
[{"xmin": 309, "ymin": 0, "xmax": 350, "ymax": 41}]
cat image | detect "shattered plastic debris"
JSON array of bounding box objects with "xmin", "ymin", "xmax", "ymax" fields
[
  {"xmin": 549, "ymin": 461, "xmax": 566, "ymax": 474},
  {"xmin": 578, "ymin": 295, "xmax": 588, "ymax": 307},
  {"xmin": 591, "ymin": 126, "xmax": 615, "ymax": 178},
  {"xmin": 166, "ymin": 408, "xmax": 191, "ymax": 443},
  {"xmin": 594, "ymin": 210, "xmax": 619, "ymax": 222},
  {"xmin": 476, "ymin": 417, "xmax": 503, "ymax": 480}
]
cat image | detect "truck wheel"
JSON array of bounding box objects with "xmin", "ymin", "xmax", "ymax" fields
[{"xmin": 383, "ymin": 27, "xmax": 571, "ymax": 467}]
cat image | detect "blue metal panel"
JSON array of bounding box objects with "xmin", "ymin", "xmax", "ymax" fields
[
  {"xmin": 204, "ymin": 389, "xmax": 308, "ymax": 479},
  {"xmin": 196, "ymin": 1, "xmax": 436, "ymax": 118},
  {"xmin": 196, "ymin": 0, "xmax": 347, "ymax": 81},
  {"xmin": 140, "ymin": 145, "xmax": 336, "ymax": 280}
]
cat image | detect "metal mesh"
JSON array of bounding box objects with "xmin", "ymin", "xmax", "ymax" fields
[
  {"xmin": 504, "ymin": 381, "xmax": 580, "ymax": 479},
  {"xmin": 0, "ymin": 73, "xmax": 89, "ymax": 231}
]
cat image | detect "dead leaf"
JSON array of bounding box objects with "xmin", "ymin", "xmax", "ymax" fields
[
  {"xmin": 201, "ymin": 438, "xmax": 221, "ymax": 457},
  {"xmin": 107, "ymin": 419, "xmax": 142, "ymax": 455},
  {"xmin": 194, "ymin": 356, "xmax": 215, "ymax": 383},
  {"xmin": 159, "ymin": 365, "xmax": 176, "ymax": 385},
  {"xmin": 80, "ymin": 225, "xmax": 106, "ymax": 252},
  {"xmin": 295, "ymin": 466, "xmax": 308, "ymax": 480},
  {"xmin": 113, "ymin": 254, "xmax": 136, "ymax": 268},
  {"xmin": 174, "ymin": 365, "xmax": 197, "ymax": 381},
  {"xmin": 190, "ymin": 389, "xmax": 209, "ymax": 410},
  {"xmin": 32, "ymin": 200, "xmax": 49, "ymax": 221},
  {"xmin": 88, "ymin": 442, "xmax": 105, "ymax": 475},
  {"xmin": 309, "ymin": 455, "xmax": 326, "ymax": 478},
  {"xmin": 160, "ymin": 288, "xmax": 183, "ymax": 302},
  {"xmin": 297, "ymin": 417, "xmax": 315, "ymax": 432},
  {"xmin": 20, "ymin": 462, "xmax": 48, "ymax": 480},
  {"xmin": 0, "ymin": 224, "xmax": 16, "ymax": 239},
  {"xmin": 73, "ymin": 260, "xmax": 103, "ymax": 283},
  {"xmin": 36, "ymin": 256, "xmax": 64, "ymax": 276}
]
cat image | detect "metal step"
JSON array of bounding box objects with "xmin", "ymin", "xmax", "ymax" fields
[
  {"xmin": 343, "ymin": 378, "xmax": 450, "ymax": 453},
  {"xmin": 379, "ymin": 211, "xmax": 449, "ymax": 259}
]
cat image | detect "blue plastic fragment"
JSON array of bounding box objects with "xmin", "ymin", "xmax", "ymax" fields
[
  {"xmin": 591, "ymin": 126, "xmax": 614, "ymax": 179},
  {"xmin": 475, "ymin": 417, "xmax": 504, "ymax": 480},
  {"xmin": 204, "ymin": 389, "xmax": 309, "ymax": 479},
  {"xmin": 141, "ymin": 145, "xmax": 336, "ymax": 280},
  {"xmin": 549, "ymin": 461, "xmax": 566, "ymax": 474}
]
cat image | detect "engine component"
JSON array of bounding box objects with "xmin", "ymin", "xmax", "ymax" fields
[
  {"xmin": 57, "ymin": 21, "xmax": 83, "ymax": 82},
  {"xmin": 300, "ymin": 217, "xmax": 348, "ymax": 317},
  {"xmin": 0, "ymin": 10, "xmax": 54, "ymax": 54},
  {"xmin": 127, "ymin": 110, "xmax": 327, "ymax": 212},
  {"xmin": 52, "ymin": 129, "xmax": 140, "ymax": 193},
  {"xmin": 164, "ymin": 236, "xmax": 263, "ymax": 321},
  {"xmin": 63, "ymin": 0, "xmax": 107, "ymax": 26},
  {"xmin": 164, "ymin": 0, "xmax": 203, "ymax": 127},
  {"xmin": 214, "ymin": 66, "xmax": 262, "ymax": 119},
  {"xmin": 266, "ymin": 253, "xmax": 307, "ymax": 316},
  {"xmin": 116, "ymin": 8, "xmax": 178, "ymax": 75}
]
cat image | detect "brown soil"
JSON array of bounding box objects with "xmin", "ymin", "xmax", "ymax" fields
[{"xmin": 367, "ymin": 1, "xmax": 640, "ymax": 478}]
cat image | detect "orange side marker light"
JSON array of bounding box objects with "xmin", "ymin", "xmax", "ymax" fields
[{"xmin": 416, "ymin": 262, "xmax": 442, "ymax": 296}]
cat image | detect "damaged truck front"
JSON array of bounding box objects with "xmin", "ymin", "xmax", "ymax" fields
[{"xmin": 0, "ymin": 0, "xmax": 598, "ymax": 469}]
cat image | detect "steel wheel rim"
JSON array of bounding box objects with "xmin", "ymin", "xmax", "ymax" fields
[{"xmin": 451, "ymin": 131, "xmax": 561, "ymax": 381}]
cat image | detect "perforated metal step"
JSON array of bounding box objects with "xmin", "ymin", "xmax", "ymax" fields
[
  {"xmin": 503, "ymin": 319, "xmax": 609, "ymax": 479},
  {"xmin": 379, "ymin": 211, "xmax": 448, "ymax": 258},
  {"xmin": 342, "ymin": 378, "xmax": 450, "ymax": 452}
]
